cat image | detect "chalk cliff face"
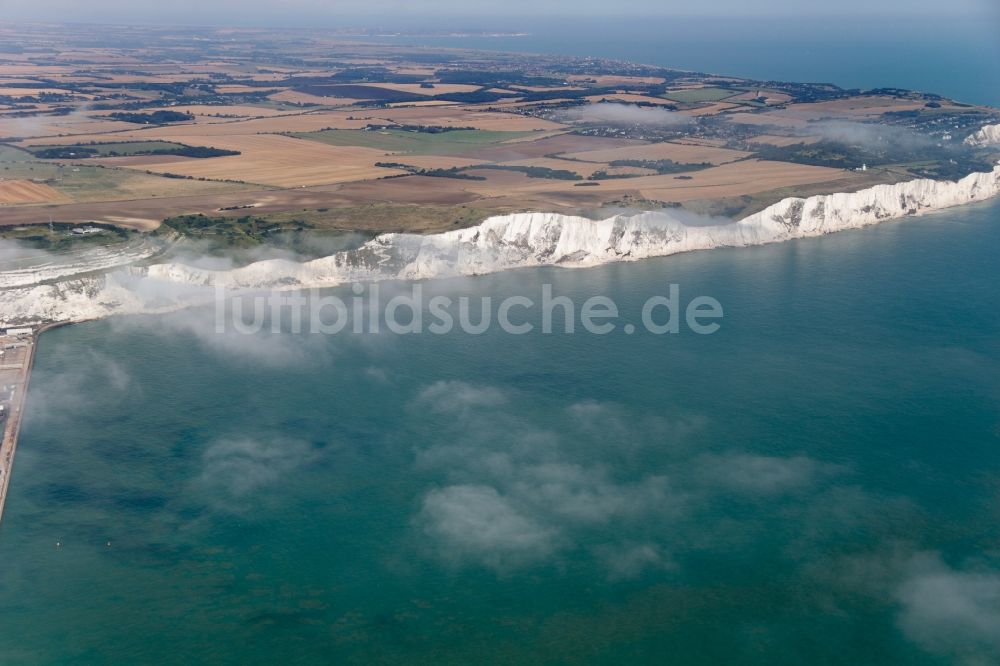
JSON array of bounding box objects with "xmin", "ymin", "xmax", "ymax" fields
[
  {"xmin": 0, "ymin": 239, "xmax": 158, "ymax": 289},
  {"xmin": 2, "ymin": 165, "xmax": 999, "ymax": 325},
  {"xmin": 965, "ymin": 124, "xmax": 1000, "ymax": 147}
]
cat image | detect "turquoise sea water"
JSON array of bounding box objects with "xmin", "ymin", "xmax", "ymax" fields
[{"xmin": 1, "ymin": 199, "xmax": 999, "ymax": 663}]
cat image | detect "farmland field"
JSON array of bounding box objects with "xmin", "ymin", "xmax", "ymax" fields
[
  {"xmin": 30, "ymin": 141, "xmax": 183, "ymax": 156},
  {"xmin": 559, "ymin": 141, "xmax": 751, "ymax": 165},
  {"xmin": 0, "ymin": 22, "xmax": 985, "ymax": 233},
  {"xmin": 662, "ymin": 86, "xmax": 741, "ymax": 103},
  {"xmin": 25, "ymin": 140, "xmax": 231, "ymax": 159},
  {"xmin": 0, "ymin": 179, "xmax": 71, "ymax": 204},
  {"xmin": 132, "ymin": 134, "xmax": 405, "ymax": 187},
  {"xmin": 290, "ymin": 128, "xmax": 537, "ymax": 155},
  {"xmin": 0, "ymin": 148, "xmax": 253, "ymax": 203}
]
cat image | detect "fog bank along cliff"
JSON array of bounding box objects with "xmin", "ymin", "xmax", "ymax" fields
[{"xmin": 2, "ymin": 164, "xmax": 999, "ymax": 326}]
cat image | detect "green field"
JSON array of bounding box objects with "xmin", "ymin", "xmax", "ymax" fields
[
  {"xmin": 291, "ymin": 128, "xmax": 535, "ymax": 155},
  {"xmin": 0, "ymin": 144, "xmax": 33, "ymax": 162},
  {"xmin": 661, "ymin": 87, "xmax": 741, "ymax": 104},
  {"xmin": 0, "ymin": 145, "xmax": 251, "ymax": 202}
]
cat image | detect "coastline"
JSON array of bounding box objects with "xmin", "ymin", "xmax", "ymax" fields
[
  {"xmin": 0, "ymin": 160, "xmax": 996, "ymax": 534},
  {"xmin": 141, "ymin": 164, "xmax": 1000, "ymax": 288},
  {"xmin": 1, "ymin": 164, "xmax": 999, "ymax": 328}
]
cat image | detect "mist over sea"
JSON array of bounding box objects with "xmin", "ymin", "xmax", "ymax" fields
[{"xmin": 1, "ymin": 197, "xmax": 998, "ymax": 663}]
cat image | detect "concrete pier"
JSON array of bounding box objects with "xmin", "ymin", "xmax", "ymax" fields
[{"xmin": 0, "ymin": 328, "xmax": 39, "ymax": 524}]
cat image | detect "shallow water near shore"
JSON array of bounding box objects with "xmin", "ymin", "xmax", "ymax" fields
[{"xmin": 0, "ymin": 199, "xmax": 999, "ymax": 664}]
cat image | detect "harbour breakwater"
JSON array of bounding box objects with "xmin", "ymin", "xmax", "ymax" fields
[{"xmin": 0, "ymin": 327, "xmax": 41, "ymax": 524}]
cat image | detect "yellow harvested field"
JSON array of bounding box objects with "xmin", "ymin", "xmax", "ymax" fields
[
  {"xmin": 178, "ymin": 112, "xmax": 375, "ymax": 134},
  {"xmin": 17, "ymin": 112, "xmax": 377, "ymax": 146},
  {"xmin": 601, "ymin": 165, "xmax": 658, "ymax": 177},
  {"xmin": 0, "ymin": 65, "xmax": 72, "ymax": 76},
  {"xmin": 457, "ymin": 160, "xmax": 849, "ymax": 203},
  {"xmin": 0, "ymin": 116, "xmax": 139, "ymax": 140},
  {"xmin": 134, "ymin": 134, "xmax": 406, "ymax": 187},
  {"xmin": 461, "ymin": 133, "xmax": 638, "ymax": 162},
  {"xmin": 633, "ymin": 160, "xmax": 849, "ymax": 201},
  {"xmin": 791, "ymin": 97, "xmax": 928, "ymax": 116},
  {"xmin": 0, "ymin": 179, "xmax": 71, "ymax": 204},
  {"xmin": 759, "ymin": 92, "xmax": 794, "ymax": 105},
  {"xmin": 145, "ymin": 104, "xmax": 294, "ymax": 118},
  {"xmin": 268, "ymin": 90, "xmax": 357, "ymax": 105},
  {"xmin": 727, "ymin": 96, "xmax": 928, "ymax": 128},
  {"xmin": 560, "ymin": 141, "xmax": 750, "ymax": 165},
  {"xmin": 0, "ymin": 87, "xmax": 80, "ymax": 97},
  {"xmin": 89, "ymin": 155, "xmax": 192, "ymax": 168}
]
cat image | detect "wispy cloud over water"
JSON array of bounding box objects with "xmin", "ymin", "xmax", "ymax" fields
[
  {"xmin": 195, "ymin": 436, "xmax": 318, "ymax": 513},
  {"xmin": 897, "ymin": 553, "xmax": 1000, "ymax": 662},
  {"xmin": 404, "ymin": 379, "xmax": 863, "ymax": 578}
]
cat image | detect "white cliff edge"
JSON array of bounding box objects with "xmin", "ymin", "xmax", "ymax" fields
[
  {"xmin": 965, "ymin": 123, "xmax": 1000, "ymax": 147},
  {"xmin": 3, "ymin": 165, "xmax": 999, "ymax": 325}
]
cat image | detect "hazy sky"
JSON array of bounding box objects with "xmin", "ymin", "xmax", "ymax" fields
[{"xmin": 3, "ymin": 0, "xmax": 998, "ymax": 25}]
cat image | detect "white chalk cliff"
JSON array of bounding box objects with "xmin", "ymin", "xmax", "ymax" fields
[
  {"xmin": 2, "ymin": 164, "xmax": 1000, "ymax": 325},
  {"xmin": 965, "ymin": 123, "xmax": 1000, "ymax": 147}
]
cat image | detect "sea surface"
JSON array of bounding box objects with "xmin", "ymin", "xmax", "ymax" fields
[
  {"xmin": 1, "ymin": 199, "xmax": 999, "ymax": 664},
  {"xmin": 360, "ymin": 16, "xmax": 1000, "ymax": 107}
]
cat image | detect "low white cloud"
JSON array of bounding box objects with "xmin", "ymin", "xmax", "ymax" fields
[
  {"xmin": 509, "ymin": 462, "xmax": 675, "ymax": 525},
  {"xmin": 414, "ymin": 380, "xmax": 509, "ymax": 414},
  {"xmin": 110, "ymin": 299, "xmax": 333, "ymax": 368},
  {"xmin": 409, "ymin": 385, "xmax": 690, "ymax": 574},
  {"xmin": 419, "ymin": 484, "xmax": 558, "ymax": 571},
  {"xmin": 557, "ymin": 103, "xmax": 692, "ymax": 127},
  {"xmin": 593, "ymin": 542, "xmax": 674, "ymax": 581},
  {"xmin": 195, "ymin": 436, "xmax": 316, "ymax": 513},
  {"xmin": 24, "ymin": 349, "xmax": 136, "ymax": 426},
  {"xmin": 695, "ymin": 453, "xmax": 829, "ymax": 495},
  {"xmin": 801, "ymin": 120, "xmax": 935, "ymax": 151},
  {"xmin": 363, "ymin": 366, "xmax": 390, "ymax": 383},
  {"xmin": 897, "ymin": 553, "xmax": 1000, "ymax": 661},
  {"xmin": 406, "ymin": 383, "xmax": 858, "ymax": 580}
]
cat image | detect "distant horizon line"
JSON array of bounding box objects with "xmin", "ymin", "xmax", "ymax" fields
[{"xmin": 1, "ymin": 11, "xmax": 994, "ymax": 31}]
